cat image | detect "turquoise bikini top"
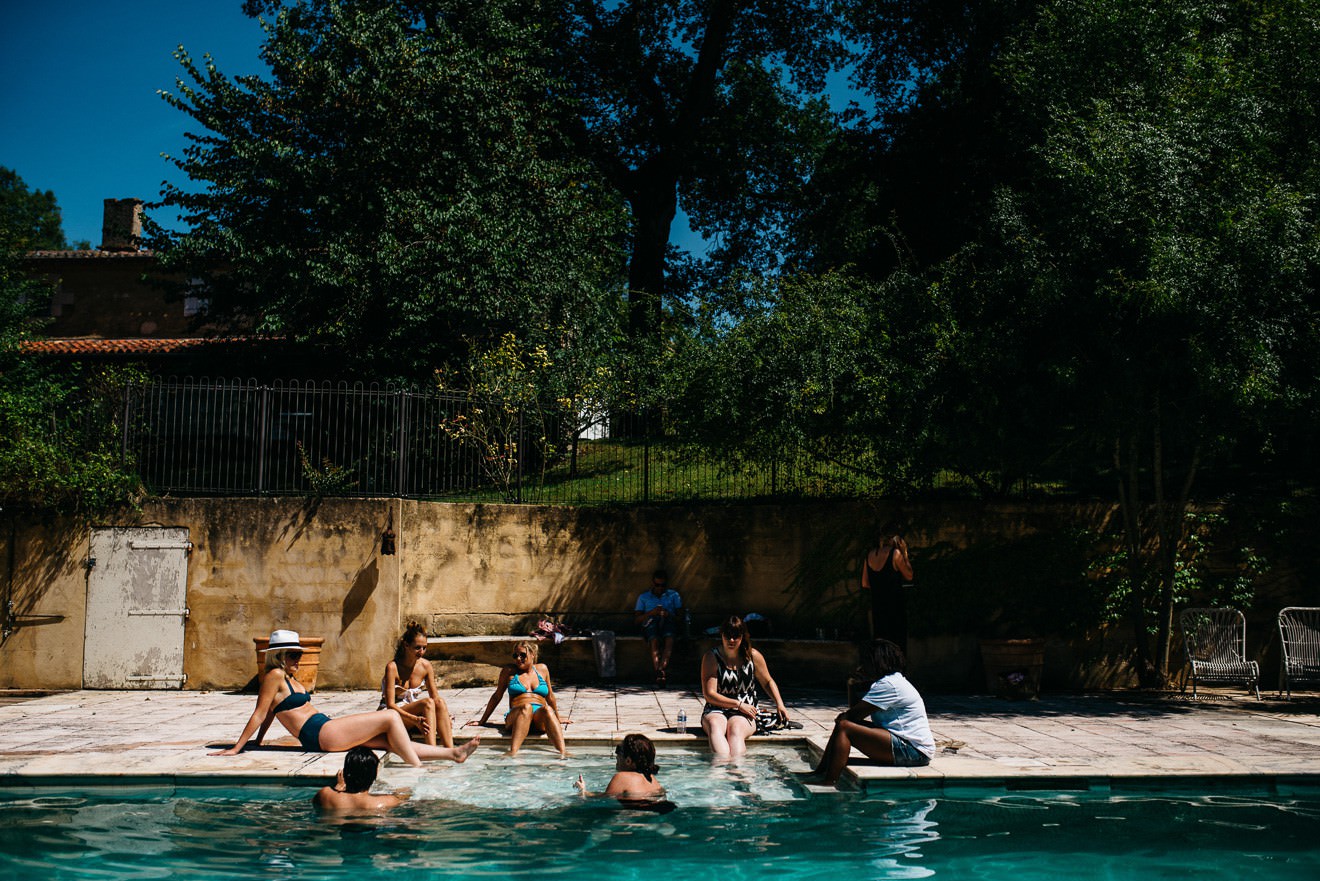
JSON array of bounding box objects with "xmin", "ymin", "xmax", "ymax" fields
[{"xmin": 508, "ymin": 668, "xmax": 549, "ymax": 698}]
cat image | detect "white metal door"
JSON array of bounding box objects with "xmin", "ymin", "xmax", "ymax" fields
[{"xmin": 83, "ymin": 527, "xmax": 191, "ymax": 689}]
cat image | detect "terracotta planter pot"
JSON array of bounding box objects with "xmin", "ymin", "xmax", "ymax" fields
[
  {"xmin": 980, "ymin": 638, "xmax": 1046, "ymax": 699},
  {"xmin": 253, "ymin": 636, "xmax": 325, "ymax": 692}
]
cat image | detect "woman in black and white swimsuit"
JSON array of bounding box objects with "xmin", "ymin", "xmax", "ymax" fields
[{"xmin": 699, "ymin": 616, "xmax": 790, "ymax": 758}]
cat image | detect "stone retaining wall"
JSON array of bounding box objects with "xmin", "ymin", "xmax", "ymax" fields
[{"xmin": 0, "ymin": 496, "xmax": 1304, "ymax": 692}]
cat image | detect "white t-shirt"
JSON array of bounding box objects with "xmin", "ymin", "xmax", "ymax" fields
[{"xmin": 862, "ymin": 672, "xmax": 935, "ymax": 758}]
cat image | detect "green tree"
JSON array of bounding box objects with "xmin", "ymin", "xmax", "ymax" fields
[
  {"xmin": 0, "ymin": 166, "xmax": 68, "ymax": 251},
  {"xmin": 0, "ymin": 172, "xmax": 140, "ymax": 513},
  {"xmin": 886, "ymin": 0, "xmax": 1320, "ymax": 684},
  {"xmin": 664, "ymin": 267, "xmax": 951, "ymax": 492},
  {"xmin": 155, "ymin": 0, "xmax": 627, "ymax": 381},
  {"xmin": 423, "ymin": 1, "xmax": 848, "ymax": 344}
]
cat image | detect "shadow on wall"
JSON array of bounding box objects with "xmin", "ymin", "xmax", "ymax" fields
[
  {"xmin": 532, "ymin": 505, "xmax": 768, "ymax": 636},
  {"xmin": 2, "ymin": 512, "xmax": 81, "ymax": 644},
  {"xmin": 342, "ymin": 556, "xmax": 378, "ymax": 634},
  {"xmin": 781, "ymin": 508, "xmax": 878, "ymax": 639},
  {"xmin": 534, "ymin": 505, "xmax": 663, "ymax": 632},
  {"xmin": 914, "ymin": 529, "xmax": 1103, "ymax": 640}
]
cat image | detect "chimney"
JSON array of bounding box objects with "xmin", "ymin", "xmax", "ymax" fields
[{"xmin": 99, "ymin": 198, "xmax": 144, "ymax": 252}]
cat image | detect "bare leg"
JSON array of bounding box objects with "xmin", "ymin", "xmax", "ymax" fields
[
  {"xmin": 434, "ymin": 695, "xmax": 453, "ymax": 748},
  {"xmin": 533, "ymin": 706, "xmax": 568, "ymax": 757},
  {"xmin": 703, "ymin": 712, "xmax": 733, "ymax": 758},
  {"xmin": 320, "ymin": 710, "xmax": 479, "ymax": 766},
  {"xmin": 649, "ymin": 638, "xmax": 662, "ymax": 676},
  {"xmin": 814, "ymin": 719, "xmax": 895, "ymax": 785},
  {"xmin": 398, "ymin": 698, "xmax": 437, "ymax": 746},
  {"xmin": 319, "ymin": 711, "xmax": 424, "ymax": 766},
  {"xmin": 724, "ymin": 714, "xmax": 756, "ymax": 758},
  {"xmin": 413, "ymin": 736, "xmax": 480, "ymax": 763},
  {"xmin": 506, "ymin": 705, "xmax": 533, "ymax": 755},
  {"xmin": 659, "ymin": 636, "xmax": 674, "ymax": 676}
]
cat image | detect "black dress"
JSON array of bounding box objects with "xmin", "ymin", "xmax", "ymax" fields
[{"xmin": 866, "ymin": 547, "xmax": 907, "ymax": 651}]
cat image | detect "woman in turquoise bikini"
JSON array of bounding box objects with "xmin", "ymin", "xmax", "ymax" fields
[
  {"xmin": 467, "ymin": 640, "xmax": 569, "ymax": 757},
  {"xmin": 212, "ymin": 630, "xmax": 480, "ymax": 766}
]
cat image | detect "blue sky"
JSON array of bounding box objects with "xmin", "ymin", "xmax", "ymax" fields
[
  {"xmin": 2, "ymin": 2, "xmax": 852, "ymax": 253},
  {"xmin": 0, "ymin": 2, "xmax": 267, "ymax": 247}
]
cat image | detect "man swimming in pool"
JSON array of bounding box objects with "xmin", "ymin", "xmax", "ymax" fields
[{"xmin": 314, "ymin": 747, "xmax": 407, "ymax": 812}]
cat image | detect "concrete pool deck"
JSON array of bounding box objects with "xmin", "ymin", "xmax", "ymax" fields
[{"xmin": 1, "ymin": 686, "xmax": 1318, "ymax": 793}]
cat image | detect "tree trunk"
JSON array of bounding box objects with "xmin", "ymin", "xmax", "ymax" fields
[
  {"xmin": 622, "ymin": 0, "xmax": 737, "ymax": 342},
  {"xmin": 625, "ymin": 161, "xmax": 678, "ymax": 339},
  {"xmin": 1151, "ymin": 416, "xmax": 1200, "ymax": 688},
  {"xmin": 1114, "ymin": 431, "xmax": 1153, "ymax": 686}
]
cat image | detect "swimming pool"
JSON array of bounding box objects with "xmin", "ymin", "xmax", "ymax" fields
[{"xmin": 2, "ymin": 747, "xmax": 1317, "ymax": 880}]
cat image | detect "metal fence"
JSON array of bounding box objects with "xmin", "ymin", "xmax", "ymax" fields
[{"xmin": 124, "ymin": 378, "xmax": 891, "ymax": 504}]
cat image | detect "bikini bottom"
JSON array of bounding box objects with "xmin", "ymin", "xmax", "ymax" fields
[{"xmin": 299, "ymin": 712, "xmax": 331, "ymax": 751}]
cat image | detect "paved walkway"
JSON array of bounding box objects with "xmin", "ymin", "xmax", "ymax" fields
[{"xmin": 1, "ymin": 686, "xmax": 1318, "ymax": 793}]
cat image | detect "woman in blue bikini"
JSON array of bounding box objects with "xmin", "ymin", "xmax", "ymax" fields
[
  {"xmin": 212, "ymin": 630, "xmax": 480, "ymax": 766},
  {"xmin": 467, "ymin": 640, "xmax": 568, "ymax": 757}
]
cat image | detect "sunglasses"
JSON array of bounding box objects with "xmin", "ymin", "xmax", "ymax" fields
[
  {"xmin": 287, "ymin": 651, "xmax": 304, "ymax": 659},
  {"xmin": 513, "ymin": 652, "xmax": 529, "ymax": 660}
]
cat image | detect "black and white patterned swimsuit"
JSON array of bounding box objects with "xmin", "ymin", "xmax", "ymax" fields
[{"xmin": 702, "ymin": 649, "xmax": 757, "ymax": 717}]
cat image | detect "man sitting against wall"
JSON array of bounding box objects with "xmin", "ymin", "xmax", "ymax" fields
[{"xmin": 635, "ymin": 568, "xmax": 683, "ymax": 686}]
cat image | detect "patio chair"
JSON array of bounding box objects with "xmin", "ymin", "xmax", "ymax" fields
[
  {"xmin": 1277, "ymin": 607, "xmax": 1320, "ymax": 699},
  {"xmin": 1178, "ymin": 607, "xmax": 1260, "ymax": 699}
]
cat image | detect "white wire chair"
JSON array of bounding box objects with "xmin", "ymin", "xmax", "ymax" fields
[
  {"xmin": 1277, "ymin": 607, "xmax": 1320, "ymax": 699},
  {"xmin": 1178, "ymin": 607, "xmax": 1260, "ymax": 699}
]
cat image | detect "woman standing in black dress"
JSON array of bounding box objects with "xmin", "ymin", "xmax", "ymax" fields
[{"xmin": 862, "ymin": 523, "xmax": 915, "ymax": 651}]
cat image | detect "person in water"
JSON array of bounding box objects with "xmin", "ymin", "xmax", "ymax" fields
[
  {"xmin": 313, "ymin": 746, "xmax": 407, "ymax": 812},
  {"xmin": 379, "ymin": 622, "xmax": 452, "ymax": 747},
  {"xmin": 466, "ymin": 639, "xmax": 569, "ymax": 757},
  {"xmin": 212, "ymin": 629, "xmax": 480, "ymax": 766},
  {"xmin": 575, "ymin": 733, "xmax": 673, "ymax": 812}
]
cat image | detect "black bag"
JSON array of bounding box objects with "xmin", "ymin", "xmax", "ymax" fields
[{"xmin": 755, "ymin": 709, "xmax": 784, "ymax": 734}]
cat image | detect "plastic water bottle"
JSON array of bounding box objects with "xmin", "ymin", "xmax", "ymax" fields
[{"xmin": 676, "ymin": 708, "xmax": 687, "ymax": 734}]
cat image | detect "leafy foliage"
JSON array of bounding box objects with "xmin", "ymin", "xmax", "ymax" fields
[
  {"xmin": 155, "ymin": 0, "xmax": 627, "ymax": 380},
  {"xmin": 0, "ymin": 169, "xmax": 140, "ymax": 513},
  {"xmin": 429, "ymin": 1, "xmax": 849, "ymax": 341},
  {"xmin": 0, "ymin": 166, "xmax": 69, "ymax": 251}
]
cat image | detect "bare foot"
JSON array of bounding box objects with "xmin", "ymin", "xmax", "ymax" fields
[{"xmin": 453, "ymin": 736, "xmax": 481, "ymax": 763}]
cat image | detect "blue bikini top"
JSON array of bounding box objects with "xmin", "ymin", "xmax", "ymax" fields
[
  {"xmin": 508, "ymin": 668, "xmax": 549, "ymax": 698},
  {"xmin": 273, "ymin": 674, "xmax": 311, "ymax": 714}
]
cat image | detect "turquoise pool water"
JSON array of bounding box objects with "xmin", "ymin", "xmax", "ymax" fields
[{"xmin": 2, "ymin": 747, "xmax": 1317, "ymax": 880}]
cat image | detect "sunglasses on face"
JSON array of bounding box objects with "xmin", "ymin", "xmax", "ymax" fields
[
  {"xmin": 721, "ymin": 633, "xmax": 742, "ymax": 641},
  {"xmin": 287, "ymin": 651, "xmax": 303, "ymax": 660},
  {"xmin": 513, "ymin": 652, "xmax": 529, "ymax": 661}
]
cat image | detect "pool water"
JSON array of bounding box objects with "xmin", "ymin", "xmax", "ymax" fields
[{"xmin": 2, "ymin": 747, "xmax": 1318, "ymax": 880}]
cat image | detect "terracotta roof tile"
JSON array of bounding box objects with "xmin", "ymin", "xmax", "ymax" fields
[
  {"xmin": 19, "ymin": 337, "xmax": 281, "ymax": 356},
  {"xmin": 24, "ymin": 250, "xmax": 156, "ymax": 259}
]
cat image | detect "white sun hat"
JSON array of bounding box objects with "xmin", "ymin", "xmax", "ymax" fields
[{"xmin": 260, "ymin": 629, "xmax": 302, "ymax": 651}]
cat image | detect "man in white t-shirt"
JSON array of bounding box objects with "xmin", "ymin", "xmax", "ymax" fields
[{"xmin": 808, "ymin": 640, "xmax": 934, "ymax": 785}]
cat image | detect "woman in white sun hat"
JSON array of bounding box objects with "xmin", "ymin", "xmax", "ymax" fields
[{"xmin": 211, "ymin": 629, "xmax": 480, "ymax": 766}]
